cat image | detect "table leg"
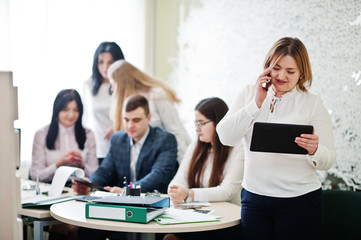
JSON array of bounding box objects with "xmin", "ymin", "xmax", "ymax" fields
[{"xmin": 33, "ymin": 218, "xmax": 61, "ymax": 240}]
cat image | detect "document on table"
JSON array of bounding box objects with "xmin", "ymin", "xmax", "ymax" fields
[
  {"xmin": 153, "ymin": 207, "xmax": 220, "ymax": 225},
  {"xmin": 22, "ymin": 166, "xmax": 84, "ymax": 207},
  {"xmin": 49, "ymin": 166, "xmax": 84, "ymax": 196}
]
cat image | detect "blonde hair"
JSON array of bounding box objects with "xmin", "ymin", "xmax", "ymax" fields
[
  {"xmin": 108, "ymin": 60, "xmax": 180, "ymax": 131},
  {"xmin": 263, "ymin": 37, "xmax": 312, "ymax": 92}
]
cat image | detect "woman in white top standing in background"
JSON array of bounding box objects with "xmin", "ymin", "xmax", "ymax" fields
[
  {"xmin": 83, "ymin": 42, "xmax": 124, "ymax": 164},
  {"xmin": 164, "ymin": 97, "xmax": 243, "ymax": 240},
  {"xmin": 107, "ymin": 60, "xmax": 191, "ymax": 164},
  {"xmin": 216, "ymin": 37, "xmax": 336, "ymax": 240},
  {"xmin": 30, "ymin": 89, "xmax": 98, "ymax": 183}
]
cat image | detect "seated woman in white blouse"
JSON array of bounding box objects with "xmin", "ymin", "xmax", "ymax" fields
[
  {"xmin": 30, "ymin": 89, "xmax": 98, "ymax": 183},
  {"xmin": 163, "ymin": 97, "xmax": 244, "ymax": 240}
]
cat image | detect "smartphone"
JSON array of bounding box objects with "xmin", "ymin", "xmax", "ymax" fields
[
  {"xmin": 71, "ymin": 176, "xmax": 107, "ymax": 191},
  {"xmin": 263, "ymin": 74, "xmax": 272, "ymax": 91}
]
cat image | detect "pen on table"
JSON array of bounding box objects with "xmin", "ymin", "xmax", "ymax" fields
[{"xmin": 36, "ymin": 170, "xmax": 40, "ymax": 195}]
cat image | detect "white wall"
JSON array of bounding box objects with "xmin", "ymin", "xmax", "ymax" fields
[{"xmin": 170, "ymin": 0, "xmax": 361, "ymax": 189}]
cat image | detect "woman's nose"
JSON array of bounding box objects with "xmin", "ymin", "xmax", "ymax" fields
[
  {"xmin": 69, "ymin": 110, "xmax": 77, "ymax": 118},
  {"xmin": 278, "ymin": 70, "xmax": 286, "ymax": 80}
]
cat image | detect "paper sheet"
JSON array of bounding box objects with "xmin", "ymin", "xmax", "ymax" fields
[
  {"xmin": 154, "ymin": 207, "xmax": 220, "ymax": 225},
  {"xmin": 48, "ymin": 166, "xmax": 84, "ymax": 196}
]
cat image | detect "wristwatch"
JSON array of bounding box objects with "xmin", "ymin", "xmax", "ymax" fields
[{"xmin": 186, "ymin": 189, "xmax": 192, "ymax": 203}]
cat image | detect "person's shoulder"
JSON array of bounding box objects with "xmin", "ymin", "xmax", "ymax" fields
[
  {"xmin": 36, "ymin": 124, "xmax": 50, "ymax": 135},
  {"xmin": 82, "ymin": 77, "xmax": 92, "ymax": 94},
  {"xmin": 151, "ymin": 126, "xmax": 176, "ymax": 142},
  {"xmin": 152, "ymin": 126, "xmax": 173, "ymax": 135},
  {"xmin": 297, "ymin": 90, "xmax": 322, "ymax": 103},
  {"xmin": 110, "ymin": 130, "xmax": 128, "ymax": 142},
  {"xmin": 84, "ymin": 77, "xmax": 92, "ymax": 84},
  {"xmin": 150, "ymin": 87, "xmax": 164, "ymax": 94},
  {"xmin": 33, "ymin": 125, "xmax": 50, "ymax": 141},
  {"xmin": 112, "ymin": 130, "xmax": 128, "ymax": 138},
  {"xmin": 84, "ymin": 127, "xmax": 95, "ymax": 137},
  {"xmin": 148, "ymin": 87, "xmax": 168, "ymax": 99},
  {"xmin": 237, "ymin": 84, "xmax": 256, "ymax": 98}
]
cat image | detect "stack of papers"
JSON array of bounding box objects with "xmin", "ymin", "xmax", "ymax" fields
[
  {"xmin": 153, "ymin": 207, "xmax": 220, "ymax": 225},
  {"xmin": 22, "ymin": 195, "xmax": 74, "ymax": 208}
]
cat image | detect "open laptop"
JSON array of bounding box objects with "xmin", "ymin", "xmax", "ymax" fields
[{"xmin": 250, "ymin": 122, "xmax": 314, "ymax": 154}]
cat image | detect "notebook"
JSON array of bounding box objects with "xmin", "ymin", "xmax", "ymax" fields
[{"xmin": 250, "ymin": 122, "xmax": 314, "ymax": 154}]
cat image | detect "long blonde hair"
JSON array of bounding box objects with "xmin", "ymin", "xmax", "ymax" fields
[{"xmin": 108, "ymin": 60, "xmax": 180, "ymax": 131}]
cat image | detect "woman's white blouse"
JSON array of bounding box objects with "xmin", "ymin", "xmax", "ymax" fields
[
  {"xmin": 30, "ymin": 124, "xmax": 98, "ymax": 182},
  {"xmin": 83, "ymin": 79, "xmax": 113, "ymax": 158},
  {"xmin": 169, "ymin": 141, "xmax": 244, "ymax": 206},
  {"xmin": 216, "ymin": 85, "xmax": 336, "ymax": 198},
  {"xmin": 143, "ymin": 87, "xmax": 191, "ymax": 163}
]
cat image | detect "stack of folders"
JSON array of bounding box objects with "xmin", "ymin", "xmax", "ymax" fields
[{"xmin": 85, "ymin": 196, "xmax": 170, "ymax": 223}]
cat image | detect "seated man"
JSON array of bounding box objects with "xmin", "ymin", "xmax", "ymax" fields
[{"xmin": 73, "ymin": 94, "xmax": 178, "ymax": 195}]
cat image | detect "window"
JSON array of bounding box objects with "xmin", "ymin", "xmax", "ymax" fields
[{"xmin": 4, "ymin": 0, "xmax": 149, "ymax": 166}]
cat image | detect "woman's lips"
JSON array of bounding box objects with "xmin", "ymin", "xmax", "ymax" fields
[{"xmin": 276, "ymin": 79, "xmax": 286, "ymax": 85}]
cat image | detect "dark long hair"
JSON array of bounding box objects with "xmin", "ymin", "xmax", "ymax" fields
[
  {"xmin": 91, "ymin": 42, "xmax": 125, "ymax": 95},
  {"xmin": 46, "ymin": 89, "xmax": 86, "ymax": 150},
  {"xmin": 187, "ymin": 97, "xmax": 231, "ymax": 188}
]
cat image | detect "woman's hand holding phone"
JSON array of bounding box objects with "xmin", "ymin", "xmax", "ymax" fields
[{"xmin": 255, "ymin": 69, "xmax": 272, "ymax": 109}]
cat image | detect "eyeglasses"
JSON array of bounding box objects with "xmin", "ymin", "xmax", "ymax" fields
[{"xmin": 194, "ymin": 120, "xmax": 212, "ymax": 127}]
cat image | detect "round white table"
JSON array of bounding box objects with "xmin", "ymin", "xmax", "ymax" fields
[{"xmin": 50, "ymin": 200, "xmax": 241, "ymax": 239}]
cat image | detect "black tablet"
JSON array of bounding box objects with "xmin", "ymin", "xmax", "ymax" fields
[
  {"xmin": 250, "ymin": 122, "xmax": 314, "ymax": 154},
  {"xmin": 71, "ymin": 176, "xmax": 107, "ymax": 192}
]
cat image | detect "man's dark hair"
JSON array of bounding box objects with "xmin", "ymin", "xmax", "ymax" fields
[{"xmin": 125, "ymin": 95, "xmax": 150, "ymax": 115}]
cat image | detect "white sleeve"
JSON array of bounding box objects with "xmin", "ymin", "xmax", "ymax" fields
[
  {"xmin": 216, "ymin": 85, "xmax": 260, "ymax": 146},
  {"xmin": 83, "ymin": 129, "xmax": 99, "ymax": 177},
  {"xmin": 193, "ymin": 142, "xmax": 244, "ymax": 202},
  {"xmin": 306, "ymin": 96, "xmax": 336, "ymax": 171},
  {"xmin": 30, "ymin": 128, "xmax": 57, "ymax": 182},
  {"xmin": 82, "ymin": 79, "xmax": 93, "ymax": 128}
]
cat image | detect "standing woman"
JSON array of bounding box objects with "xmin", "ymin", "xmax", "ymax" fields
[
  {"xmin": 216, "ymin": 37, "xmax": 336, "ymax": 240},
  {"xmin": 30, "ymin": 89, "xmax": 98, "ymax": 183},
  {"xmin": 164, "ymin": 97, "xmax": 244, "ymax": 240},
  {"xmin": 107, "ymin": 60, "xmax": 191, "ymax": 163},
  {"xmin": 83, "ymin": 42, "xmax": 124, "ymax": 164}
]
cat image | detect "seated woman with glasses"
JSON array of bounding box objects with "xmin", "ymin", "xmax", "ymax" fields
[{"xmin": 163, "ymin": 97, "xmax": 244, "ymax": 240}]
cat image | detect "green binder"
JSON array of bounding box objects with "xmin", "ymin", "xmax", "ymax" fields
[{"xmin": 85, "ymin": 203, "xmax": 166, "ymax": 223}]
